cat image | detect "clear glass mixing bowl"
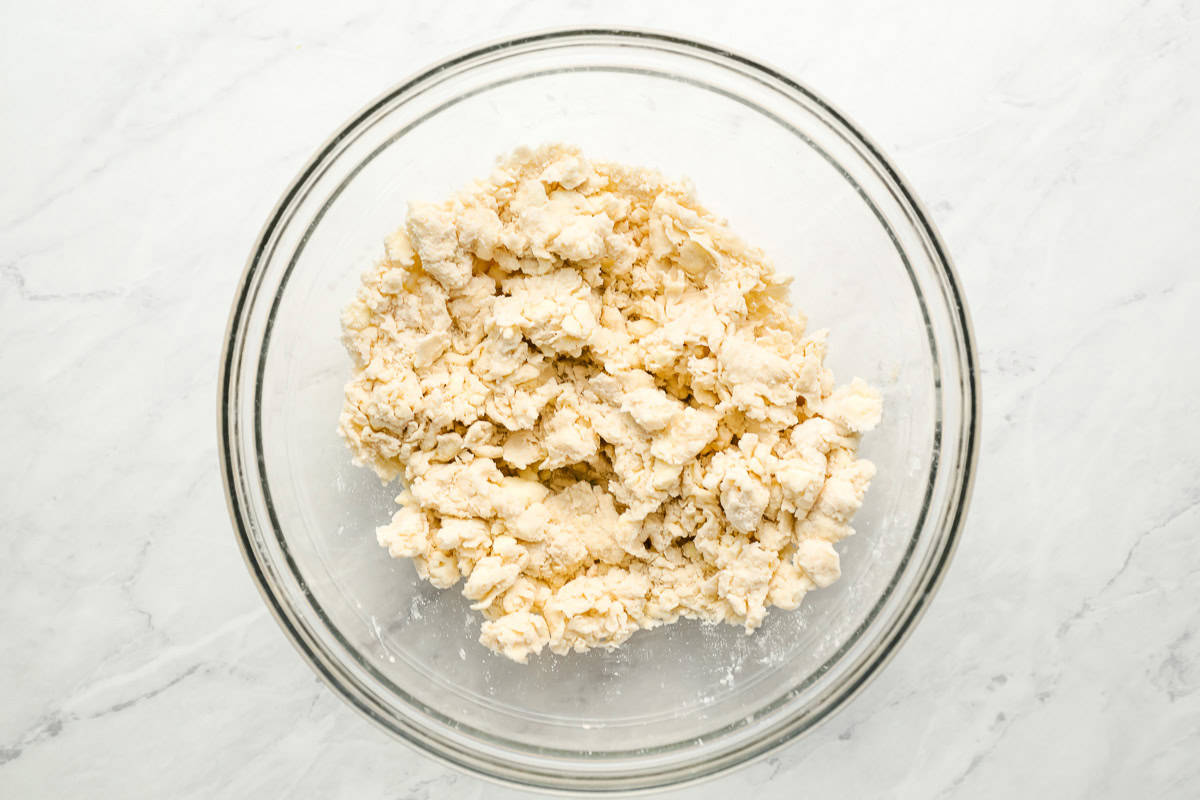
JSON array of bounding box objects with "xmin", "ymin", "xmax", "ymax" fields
[{"xmin": 219, "ymin": 29, "xmax": 979, "ymax": 793}]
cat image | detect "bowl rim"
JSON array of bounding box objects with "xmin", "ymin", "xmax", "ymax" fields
[{"xmin": 218, "ymin": 26, "xmax": 980, "ymax": 793}]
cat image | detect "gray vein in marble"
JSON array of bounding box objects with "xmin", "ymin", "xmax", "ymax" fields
[
  {"xmin": 1059, "ymin": 498, "xmax": 1200, "ymax": 638},
  {"xmin": 1, "ymin": 263, "xmax": 125, "ymax": 304}
]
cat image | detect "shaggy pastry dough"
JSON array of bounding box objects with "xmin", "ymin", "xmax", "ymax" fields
[{"xmin": 339, "ymin": 145, "xmax": 881, "ymax": 662}]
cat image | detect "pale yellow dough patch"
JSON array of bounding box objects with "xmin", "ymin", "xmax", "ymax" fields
[{"xmin": 339, "ymin": 145, "xmax": 881, "ymax": 662}]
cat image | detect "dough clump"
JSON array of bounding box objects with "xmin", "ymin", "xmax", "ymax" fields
[{"xmin": 339, "ymin": 145, "xmax": 881, "ymax": 662}]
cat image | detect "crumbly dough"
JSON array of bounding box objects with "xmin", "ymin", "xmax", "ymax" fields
[{"xmin": 339, "ymin": 145, "xmax": 881, "ymax": 662}]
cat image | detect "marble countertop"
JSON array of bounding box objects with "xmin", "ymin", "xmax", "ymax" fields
[{"xmin": 3, "ymin": 1, "xmax": 1197, "ymax": 797}]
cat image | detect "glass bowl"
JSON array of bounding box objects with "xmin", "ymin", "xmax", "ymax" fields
[{"xmin": 218, "ymin": 28, "xmax": 979, "ymax": 793}]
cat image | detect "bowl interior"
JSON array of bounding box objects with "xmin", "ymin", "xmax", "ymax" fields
[{"xmin": 231, "ymin": 33, "xmax": 968, "ymax": 783}]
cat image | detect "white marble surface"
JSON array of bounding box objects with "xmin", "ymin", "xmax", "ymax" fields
[{"xmin": 2, "ymin": 0, "xmax": 1198, "ymax": 796}]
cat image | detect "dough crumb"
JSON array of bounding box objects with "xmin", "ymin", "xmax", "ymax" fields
[{"xmin": 339, "ymin": 145, "xmax": 881, "ymax": 662}]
